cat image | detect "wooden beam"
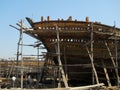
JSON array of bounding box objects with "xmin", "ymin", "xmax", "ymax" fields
[
  {"xmin": 55, "ymin": 25, "xmax": 68, "ymax": 88},
  {"xmin": 86, "ymin": 46, "xmax": 99, "ymax": 84},
  {"xmin": 71, "ymin": 83, "xmax": 104, "ymax": 90},
  {"xmin": 102, "ymin": 60, "xmax": 111, "ymax": 87},
  {"xmin": 105, "ymin": 41, "xmax": 119, "ymax": 86}
]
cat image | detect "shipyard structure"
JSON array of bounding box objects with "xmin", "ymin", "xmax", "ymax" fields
[{"xmin": 1, "ymin": 16, "xmax": 120, "ymax": 89}]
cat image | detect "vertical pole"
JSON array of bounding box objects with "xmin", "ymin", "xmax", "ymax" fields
[
  {"xmin": 0, "ymin": 60, "xmax": 2, "ymax": 89},
  {"xmin": 105, "ymin": 41, "xmax": 119, "ymax": 84},
  {"xmin": 16, "ymin": 30, "xmax": 21, "ymax": 79},
  {"xmin": 102, "ymin": 60, "xmax": 111, "ymax": 86},
  {"xmin": 55, "ymin": 25, "xmax": 68, "ymax": 88},
  {"xmin": 0, "ymin": 60, "xmax": 2, "ymax": 78},
  {"xmin": 114, "ymin": 22, "xmax": 119, "ymax": 86},
  {"xmin": 64, "ymin": 47, "xmax": 68, "ymax": 80},
  {"xmin": 90, "ymin": 23, "xmax": 99, "ymax": 84},
  {"xmin": 91, "ymin": 23, "xmax": 95, "ymax": 84},
  {"xmin": 37, "ymin": 45, "xmax": 40, "ymax": 87},
  {"xmin": 16, "ymin": 44, "xmax": 19, "ymax": 79},
  {"xmin": 20, "ymin": 20, "xmax": 23, "ymax": 89},
  {"xmin": 86, "ymin": 46, "xmax": 99, "ymax": 84},
  {"xmin": 37, "ymin": 45, "xmax": 40, "ymax": 73}
]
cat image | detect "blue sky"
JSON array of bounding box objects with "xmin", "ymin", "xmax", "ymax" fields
[{"xmin": 0, "ymin": 0, "xmax": 120, "ymax": 58}]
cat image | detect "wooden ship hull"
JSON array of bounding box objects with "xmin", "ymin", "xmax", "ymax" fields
[{"xmin": 12, "ymin": 16, "xmax": 120, "ymax": 88}]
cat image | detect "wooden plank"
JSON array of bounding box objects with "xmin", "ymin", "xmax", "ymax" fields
[{"xmin": 71, "ymin": 83, "xmax": 104, "ymax": 90}]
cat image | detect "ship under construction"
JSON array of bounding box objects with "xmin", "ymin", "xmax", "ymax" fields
[{"xmin": 0, "ymin": 16, "xmax": 120, "ymax": 89}]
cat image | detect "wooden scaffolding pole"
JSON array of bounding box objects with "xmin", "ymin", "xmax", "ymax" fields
[
  {"xmin": 15, "ymin": 20, "xmax": 24, "ymax": 89},
  {"xmin": 64, "ymin": 47, "xmax": 68, "ymax": 81},
  {"xmin": 55, "ymin": 25, "xmax": 68, "ymax": 88},
  {"xmin": 10, "ymin": 21, "xmax": 24, "ymax": 88},
  {"xmin": 86, "ymin": 23, "xmax": 99, "ymax": 84},
  {"xmin": 105, "ymin": 41, "xmax": 119, "ymax": 86},
  {"xmin": 114, "ymin": 23, "xmax": 119, "ymax": 86},
  {"xmin": 86, "ymin": 46, "xmax": 99, "ymax": 84},
  {"xmin": 20, "ymin": 20, "xmax": 24, "ymax": 89},
  {"xmin": 102, "ymin": 60, "xmax": 111, "ymax": 87}
]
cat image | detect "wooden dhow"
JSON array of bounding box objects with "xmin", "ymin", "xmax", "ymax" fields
[{"xmin": 11, "ymin": 16, "xmax": 120, "ymax": 88}]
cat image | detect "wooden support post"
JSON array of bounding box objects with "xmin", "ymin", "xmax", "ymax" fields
[
  {"xmin": 37, "ymin": 45, "xmax": 40, "ymax": 87},
  {"xmin": 86, "ymin": 46, "xmax": 99, "ymax": 84},
  {"xmin": 102, "ymin": 60, "xmax": 111, "ymax": 87},
  {"xmin": 39, "ymin": 56, "xmax": 47, "ymax": 82},
  {"xmin": 105, "ymin": 41, "xmax": 116, "ymax": 66},
  {"xmin": 86, "ymin": 23, "xmax": 99, "ymax": 84},
  {"xmin": 20, "ymin": 20, "xmax": 24, "ymax": 89},
  {"xmin": 105, "ymin": 41, "xmax": 119, "ymax": 86},
  {"xmin": 13, "ymin": 20, "xmax": 24, "ymax": 88},
  {"xmin": 8, "ymin": 61, "xmax": 15, "ymax": 79},
  {"xmin": 91, "ymin": 23, "xmax": 95, "ymax": 85},
  {"xmin": 64, "ymin": 47, "xmax": 68, "ymax": 81},
  {"xmin": 14, "ymin": 20, "xmax": 24, "ymax": 89},
  {"xmin": 55, "ymin": 25, "xmax": 68, "ymax": 88},
  {"xmin": 16, "ymin": 38, "xmax": 20, "ymax": 79},
  {"xmin": 114, "ymin": 23, "xmax": 119, "ymax": 86}
]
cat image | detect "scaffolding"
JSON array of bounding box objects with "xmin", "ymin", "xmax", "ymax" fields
[{"xmin": 1, "ymin": 16, "xmax": 120, "ymax": 89}]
